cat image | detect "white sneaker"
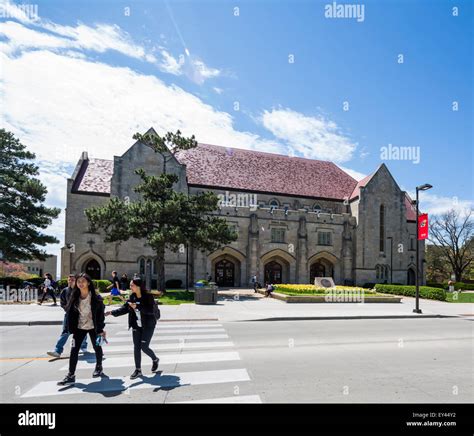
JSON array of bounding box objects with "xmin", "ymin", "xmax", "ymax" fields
[{"xmin": 47, "ymin": 351, "xmax": 61, "ymax": 358}]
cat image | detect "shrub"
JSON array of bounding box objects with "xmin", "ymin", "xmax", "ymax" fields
[
  {"xmin": 426, "ymin": 282, "xmax": 445, "ymax": 289},
  {"xmin": 93, "ymin": 280, "xmax": 112, "ymax": 293},
  {"xmin": 165, "ymin": 279, "xmax": 182, "ymax": 289},
  {"xmin": 361, "ymin": 283, "xmax": 376, "ymax": 289},
  {"xmin": 274, "ymin": 284, "xmax": 374, "ymax": 294},
  {"xmin": 0, "ymin": 276, "xmax": 23, "ymax": 288},
  {"xmin": 442, "ymin": 281, "xmax": 473, "ymax": 291},
  {"xmin": 375, "ymin": 284, "xmax": 446, "ymax": 301}
]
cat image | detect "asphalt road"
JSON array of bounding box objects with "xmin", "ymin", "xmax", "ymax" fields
[{"xmin": 1, "ymin": 316, "xmax": 472, "ymax": 403}]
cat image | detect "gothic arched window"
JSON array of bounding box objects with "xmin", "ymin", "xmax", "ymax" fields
[{"xmin": 379, "ymin": 205, "xmax": 385, "ymax": 252}]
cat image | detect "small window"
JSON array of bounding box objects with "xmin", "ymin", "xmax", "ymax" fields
[
  {"xmin": 269, "ymin": 199, "xmax": 279, "ymax": 208},
  {"xmin": 139, "ymin": 258, "xmax": 145, "ymax": 275},
  {"xmin": 318, "ymin": 231, "xmax": 332, "ymax": 246},
  {"xmin": 313, "ymin": 204, "xmax": 322, "ymax": 212},
  {"xmin": 271, "ymin": 228, "xmax": 285, "ymax": 243},
  {"xmin": 409, "ymin": 236, "xmax": 415, "ymax": 251}
]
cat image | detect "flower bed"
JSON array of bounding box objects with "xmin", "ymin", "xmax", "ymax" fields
[{"xmin": 274, "ymin": 284, "xmax": 376, "ymax": 295}]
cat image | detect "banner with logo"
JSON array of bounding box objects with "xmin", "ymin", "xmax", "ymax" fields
[{"xmin": 418, "ymin": 213, "xmax": 429, "ymax": 240}]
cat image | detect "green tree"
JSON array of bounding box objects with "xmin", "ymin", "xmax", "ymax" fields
[
  {"xmin": 85, "ymin": 130, "xmax": 237, "ymax": 292},
  {"xmin": 0, "ymin": 129, "xmax": 60, "ymax": 262}
]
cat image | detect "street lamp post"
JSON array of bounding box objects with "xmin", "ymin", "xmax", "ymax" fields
[{"xmin": 414, "ymin": 183, "xmax": 433, "ymax": 314}]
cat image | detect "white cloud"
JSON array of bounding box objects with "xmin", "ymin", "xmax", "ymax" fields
[
  {"xmin": 213, "ymin": 87, "xmax": 223, "ymax": 95},
  {"xmin": 405, "ymin": 190, "xmax": 473, "ymax": 216},
  {"xmin": 158, "ymin": 49, "xmax": 183, "ymax": 75},
  {"xmin": 261, "ymin": 108, "xmax": 357, "ymax": 163},
  {"xmin": 337, "ymin": 165, "xmax": 366, "ymax": 181}
]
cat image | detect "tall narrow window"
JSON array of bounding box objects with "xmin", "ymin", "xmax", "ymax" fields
[{"xmin": 379, "ymin": 205, "xmax": 385, "ymax": 252}]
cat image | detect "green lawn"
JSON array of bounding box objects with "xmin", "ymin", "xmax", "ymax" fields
[
  {"xmin": 446, "ymin": 292, "xmax": 474, "ymax": 303},
  {"xmin": 101, "ymin": 289, "xmax": 195, "ymax": 305}
]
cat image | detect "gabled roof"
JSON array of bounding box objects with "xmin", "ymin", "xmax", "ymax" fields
[
  {"xmin": 73, "ymin": 158, "xmax": 113, "ymax": 195},
  {"xmin": 175, "ymin": 143, "xmax": 358, "ymax": 200},
  {"xmin": 349, "ymin": 172, "xmax": 374, "ymax": 200},
  {"xmin": 404, "ymin": 192, "xmax": 417, "ymax": 221}
]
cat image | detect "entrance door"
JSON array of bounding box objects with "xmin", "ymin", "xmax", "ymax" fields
[
  {"xmin": 215, "ymin": 259, "xmax": 235, "ymax": 287},
  {"xmin": 84, "ymin": 259, "xmax": 101, "ymax": 280},
  {"xmin": 407, "ymin": 268, "xmax": 416, "ymax": 285},
  {"xmin": 265, "ymin": 261, "xmax": 282, "ymax": 284},
  {"xmin": 310, "ymin": 262, "xmax": 326, "ymax": 283}
]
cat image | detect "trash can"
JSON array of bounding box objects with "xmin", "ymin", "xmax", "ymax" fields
[{"xmin": 194, "ymin": 283, "xmax": 218, "ymax": 305}]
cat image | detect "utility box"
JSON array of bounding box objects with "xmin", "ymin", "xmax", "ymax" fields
[{"xmin": 194, "ymin": 285, "xmax": 218, "ymax": 305}]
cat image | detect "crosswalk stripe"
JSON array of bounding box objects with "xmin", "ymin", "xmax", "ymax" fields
[
  {"xmin": 106, "ymin": 334, "xmax": 229, "ymax": 343},
  {"xmin": 155, "ymin": 323, "xmax": 223, "ymax": 329},
  {"xmin": 21, "ymin": 368, "xmax": 250, "ymax": 398},
  {"xmin": 115, "ymin": 328, "xmax": 225, "ymax": 335},
  {"xmin": 61, "ymin": 351, "xmax": 241, "ymax": 370},
  {"xmin": 172, "ymin": 394, "xmax": 262, "ymax": 404},
  {"xmin": 100, "ymin": 341, "xmax": 234, "ymax": 354}
]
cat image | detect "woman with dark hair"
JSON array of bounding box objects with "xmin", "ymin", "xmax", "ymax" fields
[
  {"xmin": 57, "ymin": 273, "xmax": 106, "ymax": 385},
  {"xmin": 105, "ymin": 278, "xmax": 159, "ymax": 379}
]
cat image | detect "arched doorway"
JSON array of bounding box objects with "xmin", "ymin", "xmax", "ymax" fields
[
  {"xmin": 84, "ymin": 259, "xmax": 101, "ymax": 280},
  {"xmin": 407, "ymin": 268, "xmax": 416, "ymax": 285},
  {"xmin": 215, "ymin": 259, "xmax": 235, "ymax": 287},
  {"xmin": 310, "ymin": 262, "xmax": 326, "ymax": 282},
  {"xmin": 264, "ymin": 261, "xmax": 283, "ymax": 284}
]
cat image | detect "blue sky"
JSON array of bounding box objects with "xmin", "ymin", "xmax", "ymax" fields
[{"xmin": 0, "ymin": 0, "xmax": 472, "ymax": 259}]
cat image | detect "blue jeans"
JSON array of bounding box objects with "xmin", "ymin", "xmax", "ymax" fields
[{"xmin": 55, "ymin": 315, "xmax": 87, "ymax": 354}]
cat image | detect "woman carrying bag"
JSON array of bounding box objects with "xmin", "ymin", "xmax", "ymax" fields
[
  {"xmin": 58, "ymin": 273, "xmax": 106, "ymax": 385},
  {"xmin": 105, "ymin": 278, "xmax": 160, "ymax": 379}
]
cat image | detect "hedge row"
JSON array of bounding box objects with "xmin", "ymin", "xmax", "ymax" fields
[
  {"xmin": 375, "ymin": 284, "xmax": 447, "ymax": 301},
  {"xmin": 427, "ymin": 282, "xmax": 474, "ymax": 291}
]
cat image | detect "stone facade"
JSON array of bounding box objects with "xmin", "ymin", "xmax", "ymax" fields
[{"xmin": 61, "ymin": 135, "xmax": 425, "ymax": 287}]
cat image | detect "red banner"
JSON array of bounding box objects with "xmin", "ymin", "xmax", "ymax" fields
[{"xmin": 418, "ymin": 213, "xmax": 429, "ymax": 240}]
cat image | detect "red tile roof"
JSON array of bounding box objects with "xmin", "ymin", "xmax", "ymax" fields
[
  {"xmin": 71, "ymin": 143, "xmax": 415, "ymax": 220},
  {"xmin": 404, "ymin": 192, "xmax": 417, "ymax": 221},
  {"xmin": 74, "ymin": 158, "xmax": 113, "ymax": 195},
  {"xmin": 349, "ymin": 173, "xmax": 374, "ymax": 200},
  {"xmin": 176, "ymin": 143, "xmax": 358, "ymax": 200}
]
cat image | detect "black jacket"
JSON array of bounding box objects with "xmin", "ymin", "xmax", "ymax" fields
[
  {"xmin": 65, "ymin": 290, "xmax": 105, "ymax": 334},
  {"xmin": 111, "ymin": 292, "xmax": 156, "ymax": 329},
  {"xmin": 60, "ymin": 286, "xmax": 74, "ymax": 312}
]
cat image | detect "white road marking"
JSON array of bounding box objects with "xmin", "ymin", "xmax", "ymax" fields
[
  {"xmin": 98, "ymin": 341, "xmax": 234, "ymax": 354},
  {"xmin": 106, "ymin": 334, "xmax": 229, "ymax": 343},
  {"xmin": 61, "ymin": 351, "xmax": 241, "ymax": 370},
  {"xmin": 21, "ymin": 368, "xmax": 251, "ymax": 398},
  {"xmin": 172, "ymin": 394, "xmax": 262, "ymax": 404},
  {"xmin": 115, "ymin": 328, "xmax": 225, "ymax": 335}
]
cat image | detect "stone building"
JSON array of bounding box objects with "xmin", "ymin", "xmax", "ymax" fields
[
  {"xmin": 21, "ymin": 255, "xmax": 58, "ymax": 279},
  {"xmin": 61, "ymin": 129, "xmax": 424, "ymax": 287}
]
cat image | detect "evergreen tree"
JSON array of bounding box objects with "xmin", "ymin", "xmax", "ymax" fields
[{"xmin": 0, "ymin": 129, "xmax": 60, "ymax": 262}]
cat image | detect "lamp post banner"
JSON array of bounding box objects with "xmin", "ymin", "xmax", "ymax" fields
[{"xmin": 418, "ymin": 213, "xmax": 429, "ymax": 240}]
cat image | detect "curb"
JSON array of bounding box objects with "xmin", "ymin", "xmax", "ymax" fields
[{"xmin": 246, "ymin": 314, "xmax": 458, "ymax": 322}]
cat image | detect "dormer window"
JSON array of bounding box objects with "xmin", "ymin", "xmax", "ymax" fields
[
  {"xmin": 269, "ymin": 199, "xmax": 279, "ymax": 208},
  {"xmin": 313, "ymin": 204, "xmax": 322, "ymax": 212}
]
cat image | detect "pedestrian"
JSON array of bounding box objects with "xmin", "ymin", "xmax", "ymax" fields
[
  {"xmin": 57, "ymin": 273, "xmax": 106, "ymax": 385},
  {"xmin": 38, "ymin": 273, "xmax": 57, "ymax": 306},
  {"xmin": 251, "ymin": 275, "xmax": 257, "ymax": 292},
  {"xmin": 265, "ymin": 282, "xmax": 274, "ymax": 298},
  {"xmin": 119, "ymin": 273, "xmax": 129, "ymax": 292},
  {"xmin": 47, "ymin": 274, "xmax": 87, "ymax": 358},
  {"xmin": 105, "ymin": 278, "xmax": 159, "ymax": 379},
  {"xmin": 105, "ymin": 270, "xmax": 125, "ymax": 305}
]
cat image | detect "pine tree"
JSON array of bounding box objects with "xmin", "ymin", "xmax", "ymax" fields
[
  {"xmin": 85, "ymin": 130, "xmax": 237, "ymax": 292},
  {"xmin": 0, "ymin": 129, "xmax": 60, "ymax": 262}
]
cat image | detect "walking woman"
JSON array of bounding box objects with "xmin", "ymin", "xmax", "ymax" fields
[
  {"xmin": 105, "ymin": 278, "xmax": 159, "ymax": 379},
  {"xmin": 58, "ymin": 273, "xmax": 106, "ymax": 385}
]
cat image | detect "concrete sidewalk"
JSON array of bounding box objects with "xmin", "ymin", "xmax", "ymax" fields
[{"xmin": 0, "ymin": 289, "xmax": 472, "ymax": 325}]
